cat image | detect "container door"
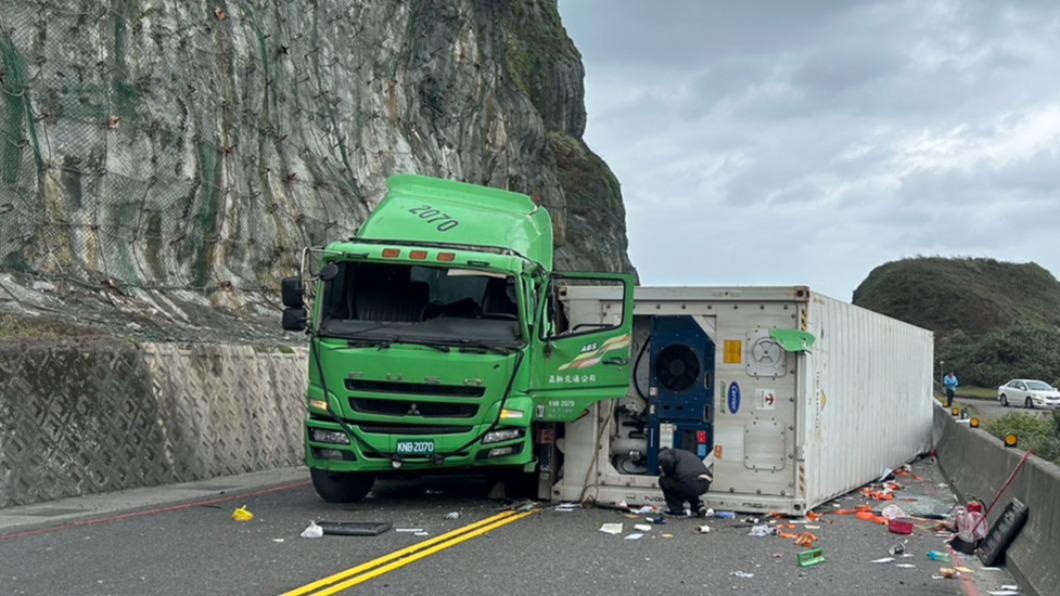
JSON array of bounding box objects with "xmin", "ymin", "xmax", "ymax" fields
[
  {"xmin": 711, "ymin": 312, "xmax": 801, "ymax": 500},
  {"xmin": 528, "ymin": 273, "xmax": 634, "ymax": 422}
]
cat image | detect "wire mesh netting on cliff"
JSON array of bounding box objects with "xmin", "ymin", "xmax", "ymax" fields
[{"xmin": 0, "ymin": 1, "xmax": 409, "ymax": 293}]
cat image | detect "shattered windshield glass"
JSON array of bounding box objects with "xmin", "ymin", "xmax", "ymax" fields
[{"xmin": 318, "ymin": 261, "xmax": 522, "ymax": 349}]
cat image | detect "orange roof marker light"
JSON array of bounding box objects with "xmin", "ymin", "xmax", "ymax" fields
[
  {"xmin": 410, "ymin": 250, "xmax": 428, "ymax": 260},
  {"xmin": 437, "ymin": 252, "xmax": 456, "ymax": 262},
  {"xmin": 382, "ymin": 248, "xmax": 400, "ymax": 258}
]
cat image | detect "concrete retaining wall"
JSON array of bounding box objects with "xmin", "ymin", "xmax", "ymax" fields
[
  {"xmin": 0, "ymin": 341, "xmax": 307, "ymax": 508},
  {"xmin": 934, "ymin": 405, "xmax": 1060, "ymax": 596}
]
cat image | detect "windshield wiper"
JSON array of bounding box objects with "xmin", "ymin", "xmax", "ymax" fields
[
  {"xmin": 451, "ymin": 339, "xmax": 517, "ymax": 355},
  {"xmin": 346, "ymin": 337, "xmax": 451, "ymax": 353}
]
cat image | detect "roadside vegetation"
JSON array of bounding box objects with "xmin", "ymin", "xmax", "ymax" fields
[
  {"xmin": 985, "ymin": 410, "xmax": 1060, "ymax": 466},
  {"xmin": 853, "ymin": 257, "xmax": 1060, "ymax": 388}
]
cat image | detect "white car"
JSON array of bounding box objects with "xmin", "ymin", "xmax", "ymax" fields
[{"xmin": 997, "ymin": 379, "xmax": 1060, "ymax": 409}]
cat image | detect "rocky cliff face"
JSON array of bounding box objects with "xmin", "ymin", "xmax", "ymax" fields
[{"xmin": 0, "ymin": 0, "xmax": 634, "ymax": 303}]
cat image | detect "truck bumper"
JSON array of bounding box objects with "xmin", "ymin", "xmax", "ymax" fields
[{"xmin": 304, "ymin": 418, "xmax": 534, "ymax": 473}]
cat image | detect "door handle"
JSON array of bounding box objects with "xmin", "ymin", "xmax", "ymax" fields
[{"xmin": 602, "ymin": 357, "xmax": 628, "ymax": 366}]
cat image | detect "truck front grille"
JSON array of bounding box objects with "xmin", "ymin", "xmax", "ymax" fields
[
  {"xmin": 357, "ymin": 424, "xmax": 472, "ymax": 435},
  {"xmin": 345, "ymin": 379, "xmax": 485, "ymax": 398},
  {"xmin": 350, "ymin": 398, "xmax": 478, "ymax": 418}
]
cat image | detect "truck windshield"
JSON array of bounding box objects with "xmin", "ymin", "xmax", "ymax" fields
[{"xmin": 318, "ymin": 261, "xmax": 522, "ymax": 349}]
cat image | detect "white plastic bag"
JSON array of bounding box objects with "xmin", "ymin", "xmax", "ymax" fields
[
  {"xmin": 956, "ymin": 507, "xmax": 987, "ymax": 542},
  {"xmin": 301, "ymin": 520, "xmax": 324, "ymax": 539},
  {"xmin": 881, "ymin": 504, "xmax": 907, "ymax": 520}
]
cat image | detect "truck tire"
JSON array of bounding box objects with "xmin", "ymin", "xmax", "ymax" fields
[{"xmin": 310, "ymin": 468, "xmax": 375, "ymax": 503}]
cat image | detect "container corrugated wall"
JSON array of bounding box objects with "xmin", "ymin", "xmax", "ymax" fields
[{"xmin": 802, "ymin": 293, "xmax": 934, "ymax": 507}]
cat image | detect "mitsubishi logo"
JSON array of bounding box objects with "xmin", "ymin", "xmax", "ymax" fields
[{"xmin": 406, "ymin": 403, "xmax": 421, "ymax": 416}]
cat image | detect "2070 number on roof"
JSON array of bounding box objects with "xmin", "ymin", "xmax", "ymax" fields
[{"xmin": 409, "ymin": 204, "xmax": 460, "ymax": 232}]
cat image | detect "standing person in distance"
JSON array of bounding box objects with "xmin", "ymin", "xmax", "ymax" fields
[{"xmin": 944, "ymin": 371, "xmax": 959, "ymax": 408}]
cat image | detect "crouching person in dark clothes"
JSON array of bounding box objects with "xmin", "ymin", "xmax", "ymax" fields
[{"xmin": 658, "ymin": 447, "xmax": 713, "ymax": 517}]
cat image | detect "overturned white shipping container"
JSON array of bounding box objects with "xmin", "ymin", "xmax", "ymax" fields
[{"xmin": 553, "ymin": 286, "xmax": 934, "ymax": 515}]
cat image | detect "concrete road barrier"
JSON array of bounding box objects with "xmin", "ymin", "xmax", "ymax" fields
[
  {"xmin": 0, "ymin": 340, "xmax": 307, "ymax": 508},
  {"xmin": 934, "ymin": 404, "xmax": 1060, "ymax": 596}
]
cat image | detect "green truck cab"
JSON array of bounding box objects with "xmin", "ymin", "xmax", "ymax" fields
[{"xmin": 281, "ymin": 175, "xmax": 634, "ymax": 502}]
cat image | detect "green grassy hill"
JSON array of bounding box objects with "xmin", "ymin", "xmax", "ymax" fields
[
  {"xmin": 853, "ymin": 257, "xmax": 1060, "ymax": 336},
  {"xmin": 852, "ymin": 257, "xmax": 1060, "ymax": 387}
]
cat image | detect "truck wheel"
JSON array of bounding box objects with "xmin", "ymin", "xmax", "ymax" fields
[
  {"xmin": 1000, "ymin": 394, "xmax": 1008, "ymax": 407},
  {"xmin": 489, "ymin": 470, "xmax": 538, "ymax": 500},
  {"xmin": 310, "ymin": 468, "xmax": 375, "ymax": 503}
]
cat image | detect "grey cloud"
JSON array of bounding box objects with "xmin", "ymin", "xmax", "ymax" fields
[{"xmin": 560, "ymin": 0, "xmax": 1060, "ymax": 297}]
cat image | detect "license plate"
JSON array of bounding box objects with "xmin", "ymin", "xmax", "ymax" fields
[{"xmin": 396, "ymin": 440, "xmax": 435, "ymax": 455}]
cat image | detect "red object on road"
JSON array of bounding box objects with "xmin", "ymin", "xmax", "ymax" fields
[{"xmin": 888, "ymin": 517, "xmax": 914, "ymax": 535}]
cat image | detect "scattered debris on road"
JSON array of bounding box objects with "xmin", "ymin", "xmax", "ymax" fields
[
  {"xmin": 230, "ymin": 505, "xmax": 253, "ymax": 522},
  {"xmin": 599, "ymin": 523, "xmax": 623, "ymax": 535},
  {"xmin": 300, "ymin": 521, "xmax": 323, "ymax": 539},
  {"xmin": 797, "ymin": 548, "xmax": 825, "ymax": 568},
  {"xmin": 730, "ymin": 571, "xmax": 754, "ymax": 579},
  {"xmin": 625, "ymin": 533, "xmax": 644, "ymax": 540},
  {"xmin": 443, "ymin": 511, "xmax": 461, "ymax": 520},
  {"xmin": 317, "ymin": 521, "xmax": 392, "ymax": 536},
  {"xmin": 747, "ymin": 525, "xmax": 775, "ymax": 537},
  {"xmin": 694, "ymin": 524, "xmax": 711, "ymax": 534}
]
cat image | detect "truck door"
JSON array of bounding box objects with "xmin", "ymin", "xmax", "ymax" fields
[{"xmin": 528, "ymin": 273, "xmax": 634, "ymax": 422}]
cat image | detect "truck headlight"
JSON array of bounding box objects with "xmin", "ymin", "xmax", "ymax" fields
[
  {"xmin": 482, "ymin": 428, "xmax": 524, "ymax": 444},
  {"xmin": 310, "ymin": 428, "xmax": 350, "ymax": 445}
]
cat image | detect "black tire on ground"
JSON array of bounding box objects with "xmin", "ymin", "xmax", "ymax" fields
[
  {"xmin": 1001, "ymin": 394, "xmax": 1008, "ymax": 407},
  {"xmin": 485, "ymin": 469, "xmax": 538, "ymax": 500},
  {"xmin": 310, "ymin": 468, "xmax": 375, "ymax": 503},
  {"xmin": 1025, "ymin": 397, "xmax": 1034, "ymax": 409}
]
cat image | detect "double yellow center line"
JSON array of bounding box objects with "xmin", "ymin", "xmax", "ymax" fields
[{"xmin": 281, "ymin": 509, "xmax": 536, "ymax": 595}]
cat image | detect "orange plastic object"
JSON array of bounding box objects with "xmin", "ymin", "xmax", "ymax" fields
[
  {"xmin": 795, "ymin": 532, "xmax": 818, "ymax": 548},
  {"xmin": 806, "ymin": 512, "xmax": 821, "ymax": 522},
  {"xmin": 855, "ymin": 511, "xmax": 877, "ymax": 521},
  {"xmin": 778, "ymin": 531, "xmax": 798, "ymax": 540}
]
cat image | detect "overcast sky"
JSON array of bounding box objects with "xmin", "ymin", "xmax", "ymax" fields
[{"xmin": 558, "ymin": 0, "xmax": 1060, "ymax": 299}]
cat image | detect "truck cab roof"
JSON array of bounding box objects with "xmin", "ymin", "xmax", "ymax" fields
[{"xmin": 357, "ymin": 175, "xmax": 554, "ymax": 269}]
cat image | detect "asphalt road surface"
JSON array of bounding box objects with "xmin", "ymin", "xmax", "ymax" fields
[
  {"xmin": 948, "ymin": 395, "xmax": 1057, "ymax": 421},
  {"xmin": 0, "ymin": 460, "xmax": 1021, "ymax": 596}
]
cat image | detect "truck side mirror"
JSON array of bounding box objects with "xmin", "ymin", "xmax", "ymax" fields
[
  {"xmin": 282, "ymin": 276, "xmax": 304, "ymax": 308},
  {"xmin": 320, "ymin": 262, "xmax": 340, "ymax": 282},
  {"xmin": 282, "ymin": 307, "xmax": 307, "ymax": 331}
]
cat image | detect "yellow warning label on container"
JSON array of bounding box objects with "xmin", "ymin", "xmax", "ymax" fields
[{"xmin": 723, "ymin": 340, "xmax": 742, "ymax": 364}]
